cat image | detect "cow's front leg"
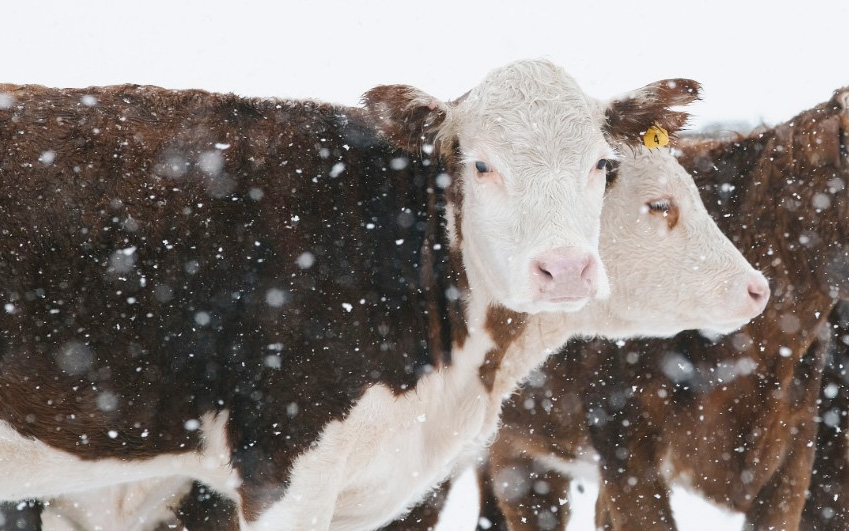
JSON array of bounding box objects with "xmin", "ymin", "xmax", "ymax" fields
[
  {"xmin": 586, "ymin": 396, "xmax": 675, "ymax": 529},
  {"xmin": 239, "ymin": 478, "xmax": 341, "ymax": 531},
  {"xmin": 745, "ymin": 330, "xmax": 827, "ymax": 531},
  {"xmin": 238, "ymin": 447, "xmax": 346, "ymax": 531},
  {"xmin": 593, "ymin": 471, "xmax": 675, "ymax": 531},
  {"xmin": 589, "ymin": 418, "xmax": 676, "ymax": 531},
  {"xmin": 743, "ymin": 416, "xmax": 819, "ymax": 530},
  {"xmin": 486, "ymin": 449, "xmax": 572, "ymax": 531},
  {"xmin": 241, "ymin": 489, "xmax": 338, "ymax": 531}
]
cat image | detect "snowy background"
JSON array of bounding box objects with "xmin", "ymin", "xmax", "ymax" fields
[
  {"xmin": 4, "ymin": 0, "xmax": 846, "ymax": 529},
  {"xmin": 5, "ymin": 1, "xmax": 848, "ymax": 131}
]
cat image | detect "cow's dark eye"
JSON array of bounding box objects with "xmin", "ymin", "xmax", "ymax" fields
[
  {"xmin": 475, "ymin": 161, "xmax": 491, "ymax": 173},
  {"xmin": 596, "ymin": 159, "xmax": 610, "ymax": 170},
  {"xmin": 648, "ymin": 199, "xmax": 672, "ymax": 213}
]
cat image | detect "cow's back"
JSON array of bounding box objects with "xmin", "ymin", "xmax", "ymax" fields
[{"xmin": 0, "ymin": 84, "xmax": 456, "ymax": 472}]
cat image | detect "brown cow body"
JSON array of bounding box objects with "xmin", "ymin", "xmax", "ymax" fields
[
  {"xmin": 0, "ymin": 82, "xmax": 464, "ymax": 528},
  {"xmin": 477, "ymin": 86, "xmax": 849, "ymax": 531},
  {"xmin": 0, "ymin": 61, "xmax": 706, "ymax": 530}
]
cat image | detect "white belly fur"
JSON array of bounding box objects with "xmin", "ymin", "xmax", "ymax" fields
[
  {"xmin": 42, "ymin": 478, "xmax": 193, "ymax": 531},
  {"xmin": 0, "ymin": 411, "xmax": 238, "ymax": 501}
]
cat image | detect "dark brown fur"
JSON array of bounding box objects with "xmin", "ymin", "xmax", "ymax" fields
[
  {"xmin": 0, "ymin": 83, "xmax": 465, "ymax": 522},
  {"xmin": 0, "ymin": 501, "xmax": 41, "ymax": 531},
  {"xmin": 170, "ymin": 483, "xmax": 240, "ymax": 531},
  {"xmin": 0, "ymin": 72, "xmax": 703, "ymax": 529},
  {"xmin": 480, "ymin": 306, "xmax": 529, "ymax": 392},
  {"xmin": 801, "ymin": 302, "xmax": 849, "ymax": 530},
  {"xmin": 477, "ymin": 87, "xmax": 849, "ymax": 530}
]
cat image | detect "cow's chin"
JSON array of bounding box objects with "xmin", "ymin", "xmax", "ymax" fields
[
  {"xmin": 608, "ymin": 312, "xmax": 752, "ymax": 341},
  {"xmin": 507, "ymin": 295, "xmax": 592, "ymax": 315},
  {"xmin": 698, "ymin": 318, "xmax": 751, "ymax": 337}
]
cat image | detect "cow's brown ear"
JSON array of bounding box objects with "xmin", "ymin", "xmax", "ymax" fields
[
  {"xmin": 604, "ymin": 79, "xmax": 702, "ymax": 148},
  {"xmin": 361, "ymin": 84, "xmax": 450, "ymax": 152}
]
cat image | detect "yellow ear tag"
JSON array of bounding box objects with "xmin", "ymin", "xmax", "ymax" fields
[{"xmin": 643, "ymin": 125, "xmax": 669, "ymax": 148}]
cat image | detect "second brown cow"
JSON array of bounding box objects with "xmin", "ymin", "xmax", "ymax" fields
[{"xmin": 482, "ymin": 86, "xmax": 849, "ymax": 530}]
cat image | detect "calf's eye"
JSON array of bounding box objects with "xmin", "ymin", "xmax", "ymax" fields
[
  {"xmin": 474, "ymin": 161, "xmax": 491, "ymax": 173},
  {"xmin": 648, "ymin": 199, "xmax": 672, "ymax": 214},
  {"xmin": 596, "ymin": 159, "xmax": 610, "ymax": 170}
]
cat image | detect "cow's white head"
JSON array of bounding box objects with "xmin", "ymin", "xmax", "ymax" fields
[
  {"xmin": 364, "ymin": 59, "xmax": 701, "ymax": 315},
  {"xmin": 584, "ymin": 146, "xmax": 770, "ymax": 337}
]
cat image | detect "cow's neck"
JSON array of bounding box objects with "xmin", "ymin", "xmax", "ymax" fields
[
  {"xmin": 738, "ymin": 164, "xmax": 841, "ymax": 365},
  {"xmin": 688, "ymin": 134, "xmax": 844, "ymax": 366},
  {"xmin": 471, "ymin": 305, "xmax": 587, "ymax": 404},
  {"xmin": 756, "ymin": 269, "xmax": 835, "ymax": 366}
]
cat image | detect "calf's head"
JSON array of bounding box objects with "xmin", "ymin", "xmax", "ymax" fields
[
  {"xmin": 364, "ymin": 59, "xmax": 700, "ymax": 315},
  {"xmin": 591, "ymin": 146, "xmax": 769, "ymax": 337}
]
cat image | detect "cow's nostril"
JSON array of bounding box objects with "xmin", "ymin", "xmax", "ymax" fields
[
  {"xmin": 580, "ymin": 255, "xmax": 597, "ymax": 288},
  {"xmin": 747, "ymin": 278, "xmax": 770, "ymax": 305},
  {"xmin": 535, "ymin": 262, "xmax": 554, "ymax": 281}
]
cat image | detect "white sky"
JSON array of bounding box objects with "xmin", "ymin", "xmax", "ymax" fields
[{"xmin": 4, "ymin": 0, "xmax": 847, "ymax": 130}]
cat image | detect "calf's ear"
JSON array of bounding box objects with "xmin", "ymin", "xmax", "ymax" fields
[
  {"xmin": 603, "ymin": 78, "xmax": 702, "ymax": 148},
  {"xmin": 361, "ymin": 85, "xmax": 451, "ymax": 152}
]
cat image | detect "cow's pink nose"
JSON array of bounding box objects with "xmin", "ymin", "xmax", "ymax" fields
[
  {"xmin": 532, "ymin": 248, "xmax": 598, "ymax": 301},
  {"xmin": 747, "ymin": 274, "xmax": 770, "ymax": 313}
]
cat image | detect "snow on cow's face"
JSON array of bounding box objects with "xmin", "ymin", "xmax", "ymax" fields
[
  {"xmin": 448, "ymin": 61, "xmax": 613, "ymax": 314},
  {"xmin": 595, "ymin": 146, "xmax": 769, "ymax": 337}
]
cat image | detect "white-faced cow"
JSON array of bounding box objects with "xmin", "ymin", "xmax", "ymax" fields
[
  {"xmin": 100, "ymin": 142, "xmax": 776, "ymax": 530},
  {"xmin": 0, "ymin": 60, "xmax": 702, "ymax": 531},
  {"xmin": 476, "ymin": 86, "xmax": 849, "ymax": 531},
  {"xmin": 375, "ymin": 142, "xmax": 771, "ymax": 531}
]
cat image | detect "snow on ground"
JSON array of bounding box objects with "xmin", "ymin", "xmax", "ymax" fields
[{"xmin": 435, "ymin": 466, "xmax": 745, "ymax": 530}]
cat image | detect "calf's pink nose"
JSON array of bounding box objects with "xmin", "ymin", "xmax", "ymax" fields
[{"xmin": 532, "ymin": 248, "xmax": 598, "ymax": 300}]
